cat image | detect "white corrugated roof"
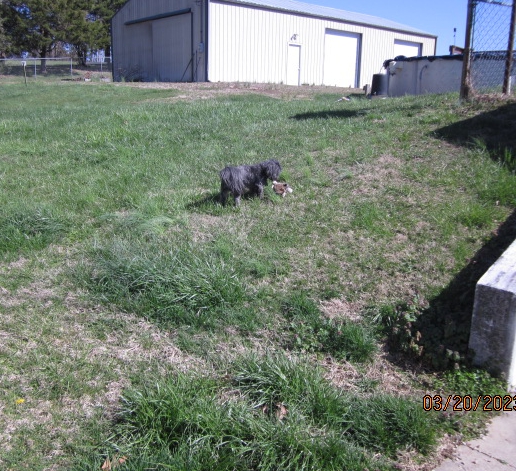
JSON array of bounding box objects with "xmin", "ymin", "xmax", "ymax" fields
[{"xmin": 223, "ymin": 0, "xmax": 436, "ymax": 37}]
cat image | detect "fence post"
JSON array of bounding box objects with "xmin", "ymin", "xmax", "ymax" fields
[
  {"xmin": 502, "ymin": 0, "xmax": 516, "ymax": 95},
  {"xmin": 460, "ymin": 0, "xmax": 476, "ymax": 100},
  {"xmin": 21, "ymin": 61, "xmax": 27, "ymax": 86}
]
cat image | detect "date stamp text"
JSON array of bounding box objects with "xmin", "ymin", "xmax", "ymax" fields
[{"xmin": 423, "ymin": 394, "xmax": 516, "ymax": 412}]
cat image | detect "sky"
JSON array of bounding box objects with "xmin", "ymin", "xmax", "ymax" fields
[{"xmin": 304, "ymin": 0, "xmax": 469, "ymax": 56}]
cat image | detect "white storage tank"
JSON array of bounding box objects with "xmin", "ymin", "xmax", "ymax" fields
[{"xmin": 386, "ymin": 55, "xmax": 463, "ymax": 97}]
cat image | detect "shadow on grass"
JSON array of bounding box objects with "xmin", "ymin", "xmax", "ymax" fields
[
  {"xmin": 403, "ymin": 209, "xmax": 516, "ymax": 370},
  {"xmin": 381, "ymin": 101, "xmax": 516, "ymax": 370},
  {"xmin": 185, "ymin": 191, "xmax": 222, "ymax": 211},
  {"xmin": 185, "ymin": 190, "xmax": 281, "ymax": 213},
  {"xmin": 434, "ymin": 101, "xmax": 516, "ymax": 171},
  {"xmin": 289, "ymin": 99, "xmax": 427, "ymax": 121},
  {"xmin": 290, "ymin": 109, "xmax": 366, "ymax": 120}
]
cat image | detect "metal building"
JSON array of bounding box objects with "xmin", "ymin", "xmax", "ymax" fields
[{"xmin": 111, "ymin": 0, "xmax": 437, "ymax": 87}]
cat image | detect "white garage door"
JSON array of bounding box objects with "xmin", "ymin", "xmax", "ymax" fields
[
  {"xmin": 394, "ymin": 40, "xmax": 421, "ymax": 58},
  {"xmin": 152, "ymin": 13, "xmax": 192, "ymax": 82},
  {"xmin": 323, "ymin": 30, "xmax": 360, "ymax": 87}
]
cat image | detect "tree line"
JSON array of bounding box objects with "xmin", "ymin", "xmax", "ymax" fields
[{"xmin": 0, "ymin": 0, "xmax": 126, "ymax": 66}]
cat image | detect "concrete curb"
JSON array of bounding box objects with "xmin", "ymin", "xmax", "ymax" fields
[{"xmin": 433, "ymin": 411, "xmax": 516, "ymax": 470}]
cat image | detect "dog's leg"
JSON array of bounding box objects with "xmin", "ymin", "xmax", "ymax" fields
[
  {"xmin": 220, "ymin": 186, "xmax": 229, "ymax": 206},
  {"xmin": 256, "ymin": 182, "xmax": 265, "ymax": 199},
  {"xmin": 234, "ymin": 194, "xmax": 242, "ymax": 206}
]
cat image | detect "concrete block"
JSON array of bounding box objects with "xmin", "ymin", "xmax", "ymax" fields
[{"xmin": 468, "ymin": 239, "xmax": 516, "ymax": 391}]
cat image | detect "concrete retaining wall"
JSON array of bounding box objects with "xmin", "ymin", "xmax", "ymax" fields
[{"xmin": 468, "ymin": 239, "xmax": 516, "ymax": 391}]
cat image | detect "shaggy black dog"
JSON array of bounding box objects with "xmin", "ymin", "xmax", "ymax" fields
[{"xmin": 219, "ymin": 159, "xmax": 282, "ymax": 206}]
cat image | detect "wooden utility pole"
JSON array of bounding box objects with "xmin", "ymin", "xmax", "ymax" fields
[
  {"xmin": 460, "ymin": 0, "xmax": 476, "ymax": 100},
  {"xmin": 502, "ymin": 0, "xmax": 516, "ymax": 95}
]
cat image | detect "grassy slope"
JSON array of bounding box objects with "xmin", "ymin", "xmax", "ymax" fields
[{"xmin": 0, "ymin": 81, "xmax": 514, "ymax": 470}]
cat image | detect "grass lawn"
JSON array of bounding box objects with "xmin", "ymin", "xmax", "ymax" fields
[{"xmin": 0, "ymin": 78, "xmax": 514, "ymax": 470}]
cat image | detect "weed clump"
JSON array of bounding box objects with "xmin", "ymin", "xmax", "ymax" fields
[{"xmin": 282, "ymin": 292, "xmax": 377, "ymax": 362}]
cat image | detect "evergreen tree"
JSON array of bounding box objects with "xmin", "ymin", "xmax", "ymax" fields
[
  {"xmin": 63, "ymin": 0, "xmax": 99, "ymax": 65},
  {"xmin": 0, "ymin": 1, "xmax": 9, "ymax": 57},
  {"xmin": 0, "ymin": 0, "xmax": 124, "ymax": 65},
  {"xmin": 88, "ymin": 0, "xmax": 126, "ymax": 61},
  {"xmin": 1, "ymin": 0, "xmax": 72, "ymax": 69}
]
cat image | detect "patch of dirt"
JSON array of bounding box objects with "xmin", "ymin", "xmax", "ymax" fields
[
  {"xmin": 352, "ymin": 154, "xmax": 405, "ymax": 196},
  {"xmin": 120, "ymin": 81, "xmax": 363, "ymax": 101},
  {"xmin": 395, "ymin": 434, "xmax": 461, "ymax": 471},
  {"xmin": 322, "ymin": 348, "xmax": 422, "ymax": 397},
  {"xmin": 319, "ymin": 298, "xmax": 364, "ymax": 322},
  {"xmin": 188, "ymin": 212, "xmax": 224, "ymax": 242}
]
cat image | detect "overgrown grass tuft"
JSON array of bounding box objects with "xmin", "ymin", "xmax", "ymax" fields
[
  {"xmin": 231, "ymin": 352, "xmax": 437, "ymax": 457},
  {"xmin": 82, "ymin": 354, "xmax": 439, "ymax": 470},
  {"xmin": 0, "ymin": 205, "xmax": 68, "ymax": 256},
  {"xmin": 453, "ymin": 201, "xmax": 499, "ymax": 229},
  {"xmin": 231, "ymin": 352, "xmax": 347, "ymax": 425},
  {"xmin": 82, "ymin": 372, "xmax": 388, "ymax": 471},
  {"xmin": 78, "ymin": 235, "xmax": 246, "ymax": 329},
  {"xmin": 344, "ymin": 394, "xmax": 437, "ymax": 457}
]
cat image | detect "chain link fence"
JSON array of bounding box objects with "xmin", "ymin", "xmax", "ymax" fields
[
  {"xmin": 461, "ymin": 0, "xmax": 516, "ymax": 99},
  {"xmin": 0, "ymin": 57, "xmax": 112, "ymax": 83}
]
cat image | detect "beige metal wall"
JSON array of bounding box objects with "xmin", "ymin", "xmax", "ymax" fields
[
  {"xmin": 112, "ymin": 0, "xmax": 207, "ymax": 82},
  {"xmin": 112, "ymin": 0, "xmax": 436, "ymax": 86},
  {"xmin": 208, "ymin": 1, "xmax": 436, "ymax": 87},
  {"xmin": 153, "ymin": 14, "xmax": 193, "ymax": 81}
]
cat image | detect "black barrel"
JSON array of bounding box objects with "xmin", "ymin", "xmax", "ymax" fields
[{"xmin": 371, "ymin": 73, "xmax": 388, "ymax": 96}]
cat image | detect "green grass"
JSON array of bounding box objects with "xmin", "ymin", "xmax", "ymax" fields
[
  {"xmin": 1, "ymin": 80, "xmax": 515, "ymax": 470},
  {"xmin": 77, "ymin": 234, "xmax": 247, "ymax": 329},
  {"xmin": 79, "ymin": 354, "xmax": 435, "ymax": 470},
  {"xmin": 282, "ymin": 291, "xmax": 377, "ymax": 361},
  {"xmin": 0, "ymin": 205, "xmax": 69, "ymax": 255}
]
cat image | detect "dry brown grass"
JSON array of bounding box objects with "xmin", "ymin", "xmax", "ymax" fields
[
  {"xmin": 122, "ymin": 80, "xmax": 362, "ymax": 102},
  {"xmin": 0, "ymin": 247, "xmax": 210, "ymax": 469}
]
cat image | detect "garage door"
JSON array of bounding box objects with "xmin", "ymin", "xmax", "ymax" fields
[
  {"xmin": 394, "ymin": 40, "xmax": 421, "ymax": 58},
  {"xmin": 152, "ymin": 13, "xmax": 192, "ymax": 82},
  {"xmin": 323, "ymin": 30, "xmax": 360, "ymax": 87}
]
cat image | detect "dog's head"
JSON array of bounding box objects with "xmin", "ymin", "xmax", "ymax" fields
[
  {"xmin": 261, "ymin": 159, "xmax": 282, "ymax": 181},
  {"xmin": 272, "ymin": 181, "xmax": 293, "ymax": 197}
]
